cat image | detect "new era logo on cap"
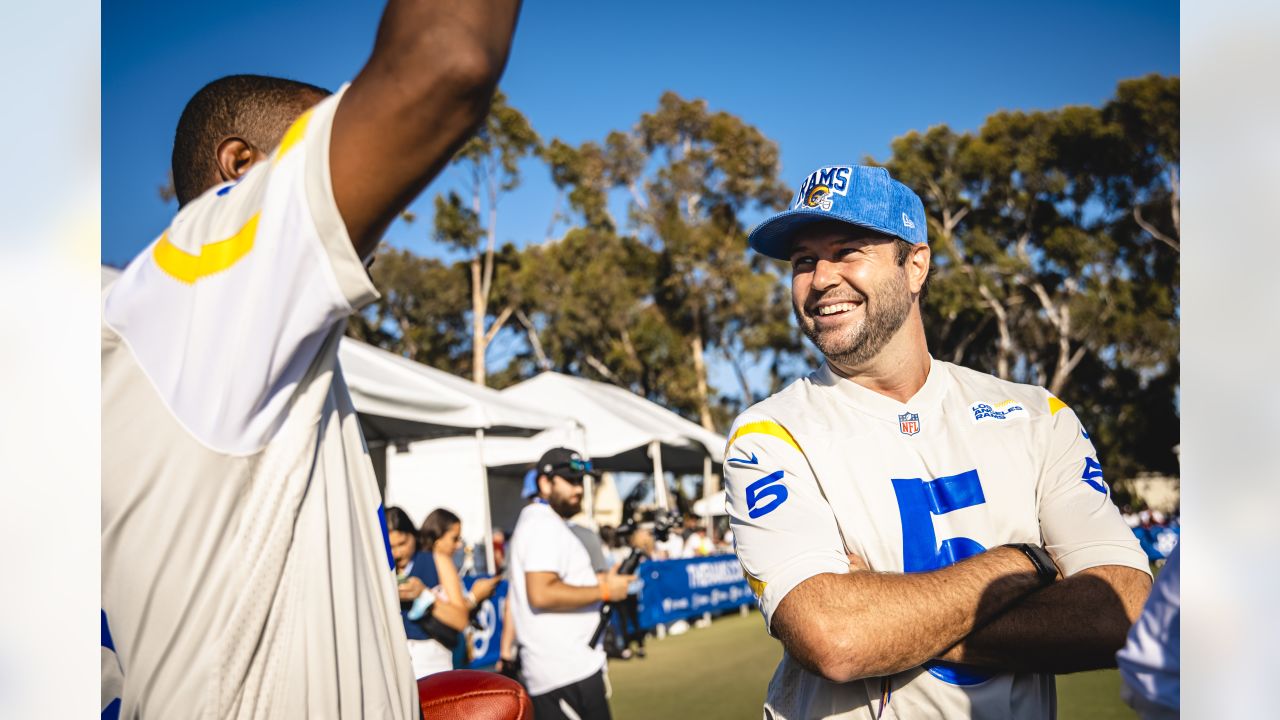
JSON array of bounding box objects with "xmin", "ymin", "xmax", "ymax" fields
[{"xmin": 747, "ymin": 165, "xmax": 928, "ymax": 260}]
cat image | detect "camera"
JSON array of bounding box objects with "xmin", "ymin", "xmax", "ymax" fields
[{"xmin": 589, "ymin": 508, "xmax": 682, "ymax": 647}]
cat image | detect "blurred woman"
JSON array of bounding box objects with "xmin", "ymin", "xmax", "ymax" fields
[
  {"xmin": 416, "ymin": 509, "xmax": 500, "ymax": 674},
  {"xmin": 385, "ymin": 506, "xmax": 467, "ymax": 679}
]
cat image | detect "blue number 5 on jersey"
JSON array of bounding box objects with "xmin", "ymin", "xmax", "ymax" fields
[
  {"xmin": 891, "ymin": 468, "xmax": 993, "ymax": 686},
  {"xmin": 745, "ymin": 470, "xmax": 788, "ymax": 519}
]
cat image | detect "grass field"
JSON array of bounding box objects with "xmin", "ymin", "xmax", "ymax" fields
[{"xmin": 607, "ymin": 610, "xmax": 1136, "ymax": 719}]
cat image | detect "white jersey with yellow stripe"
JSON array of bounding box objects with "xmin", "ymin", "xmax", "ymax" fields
[
  {"xmin": 724, "ymin": 359, "xmax": 1149, "ymax": 720},
  {"xmin": 101, "ymin": 87, "xmax": 415, "ymax": 719}
]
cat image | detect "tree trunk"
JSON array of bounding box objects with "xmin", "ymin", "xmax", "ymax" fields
[
  {"xmin": 470, "ymin": 256, "xmax": 485, "ymax": 385},
  {"xmin": 690, "ymin": 328, "xmax": 715, "ymax": 431},
  {"xmin": 515, "ymin": 309, "xmax": 551, "ymax": 371},
  {"xmin": 978, "ymin": 284, "xmax": 1012, "ymax": 380}
]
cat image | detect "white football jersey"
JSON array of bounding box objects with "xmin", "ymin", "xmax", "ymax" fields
[
  {"xmin": 101, "ymin": 87, "xmax": 415, "ymax": 719},
  {"xmin": 724, "ymin": 360, "xmax": 1149, "ymax": 720}
]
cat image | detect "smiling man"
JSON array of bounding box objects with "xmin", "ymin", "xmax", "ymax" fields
[{"xmin": 723, "ymin": 165, "xmax": 1153, "ymax": 719}]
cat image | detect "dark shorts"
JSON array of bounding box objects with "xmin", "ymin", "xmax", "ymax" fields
[{"xmin": 529, "ymin": 669, "xmax": 611, "ymax": 720}]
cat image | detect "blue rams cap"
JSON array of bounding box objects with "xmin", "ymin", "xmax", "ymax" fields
[{"xmin": 747, "ymin": 165, "xmax": 927, "ymax": 260}]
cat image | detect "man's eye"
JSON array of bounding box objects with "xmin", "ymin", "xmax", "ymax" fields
[{"xmin": 791, "ymin": 256, "xmax": 815, "ymax": 267}]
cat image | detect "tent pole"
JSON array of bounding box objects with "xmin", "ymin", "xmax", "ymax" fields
[
  {"xmin": 650, "ymin": 440, "xmax": 669, "ymax": 512},
  {"xmin": 576, "ymin": 423, "xmax": 594, "ymax": 523},
  {"xmin": 702, "ymin": 454, "xmax": 715, "ymax": 543},
  {"xmin": 476, "ymin": 428, "xmax": 496, "ymax": 575}
]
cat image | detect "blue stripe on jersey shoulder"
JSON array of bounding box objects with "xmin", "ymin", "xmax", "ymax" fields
[
  {"xmin": 377, "ymin": 505, "xmax": 394, "ymax": 570},
  {"xmin": 102, "ymin": 698, "xmax": 122, "ymax": 720},
  {"xmin": 101, "ymin": 609, "xmax": 115, "ymax": 652}
]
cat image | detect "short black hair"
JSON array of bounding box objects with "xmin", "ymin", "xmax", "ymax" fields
[{"xmin": 171, "ymin": 74, "xmax": 330, "ymax": 206}]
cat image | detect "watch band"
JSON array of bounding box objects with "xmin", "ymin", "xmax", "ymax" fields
[{"xmin": 1004, "ymin": 543, "xmax": 1058, "ymax": 587}]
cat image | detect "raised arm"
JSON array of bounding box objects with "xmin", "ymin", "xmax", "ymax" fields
[{"xmin": 332, "ymin": 0, "xmax": 523, "ymax": 256}]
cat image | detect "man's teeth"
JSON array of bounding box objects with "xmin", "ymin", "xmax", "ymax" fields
[{"xmin": 817, "ymin": 302, "xmax": 856, "ymax": 316}]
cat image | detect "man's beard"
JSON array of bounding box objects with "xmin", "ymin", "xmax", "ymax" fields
[
  {"xmin": 549, "ymin": 493, "xmax": 581, "ymax": 519},
  {"xmin": 794, "ymin": 269, "xmax": 913, "ymax": 370}
]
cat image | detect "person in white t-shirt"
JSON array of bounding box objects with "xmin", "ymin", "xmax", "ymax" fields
[
  {"xmin": 507, "ymin": 448, "xmax": 635, "ymax": 719},
  {"xmin": 100, "ymin": 2, "xmax": 523, "ymax": 717},
  {"xmin": 724, "ymin": 164, "xmax": 1153, "ymax": 719}
]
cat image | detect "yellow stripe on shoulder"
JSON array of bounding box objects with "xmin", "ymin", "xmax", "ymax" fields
[
  {"xmin": 273, "ymin": 107, "xmax": 314, "ymax": 163},
  {"xmin": 726, "ymin": 420, "xmax": 802, "ymax": 455},
  {"xmin": 153, "ymin": 213, "xmax": 259, "ymax": 284},
  {"xmin": 1047, "ymin": 396, "xmax": 1069, "ymax": 416}
]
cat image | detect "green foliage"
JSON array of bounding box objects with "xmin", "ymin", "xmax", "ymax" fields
[
  {"xmin": 355, "ymin": 75, "xmax": 1179, "ymax": 478},
  {"xmin": 879, "ymin": 74, "xmax": 1180, "ymax": 475},
  {"xmin": 346, "ymin": 247, "xmax": 472, "ymax": 375}
]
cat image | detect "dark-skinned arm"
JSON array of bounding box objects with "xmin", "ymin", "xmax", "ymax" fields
[
  {"xmin": 331, "ymin": 0, "xmax": 523, "ymax": 257},
  {"xmin": 771, "ymin": 546, "xmax": 1046, "ymax": 683}
]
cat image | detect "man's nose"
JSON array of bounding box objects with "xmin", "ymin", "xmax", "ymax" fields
[{"xmin": 812, "ymin": 258, "xmax": 841, "ymax": 290}]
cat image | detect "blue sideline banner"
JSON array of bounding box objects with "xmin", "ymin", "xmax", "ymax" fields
[
  {"xmin": 636, "ymin": 555, "xmax": 755, "ymax": 630},
  {"xmin": 462, "ymin": 576, "xmax": 507, "ymax": 669},
  {"xmin": 1132, "ymin": 526, "xmax": 1180, "ymax": 561}
]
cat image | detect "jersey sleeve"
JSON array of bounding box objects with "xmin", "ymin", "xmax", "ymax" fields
[
  {"xmin": 1037, "ymin": 395, "xmax": 1152, "ymax": 577},
  {"xmin": 103, "ymin": 86, "xmax": 377, "ymax": 455},
  {"xmin": 723, "ymin": 414, "xmax": 849, "ymax": 634}
]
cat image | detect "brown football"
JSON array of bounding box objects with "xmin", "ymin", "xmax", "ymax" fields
[{"xmin": 418, "ymin": 670, "xmax": 532, "ymax": 719}]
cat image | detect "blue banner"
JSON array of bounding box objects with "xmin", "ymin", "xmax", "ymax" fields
[
  {"xmin": 462, "ymin": 576, "xmax": 508, "ymax": 669},
  {"xmin": 1133, "ymin": 525, "xmax": 1180, "ymax": 561},
  {"xmin": 636, "ymin": 554, "xmax": 755, "ymax": 630}
]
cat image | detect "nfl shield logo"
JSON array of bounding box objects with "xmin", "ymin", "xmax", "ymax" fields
[{"xmin": 898, "ymin": 412, "xmax": 921, "ymax": 436}]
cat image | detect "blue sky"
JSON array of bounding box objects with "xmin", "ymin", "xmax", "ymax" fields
[{"xmin": 104, "ymin": 0, "xmax": 1179, "ymax": 267}]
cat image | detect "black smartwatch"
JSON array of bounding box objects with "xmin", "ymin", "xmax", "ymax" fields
[{"xmin": 1004, "ymin": 543, "xmax": 1058, "ymax": 587}]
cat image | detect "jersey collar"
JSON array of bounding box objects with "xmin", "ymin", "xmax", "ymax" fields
[{"xmin": 813, "ymin": 355, "xmax": 950, "ymax": 421}]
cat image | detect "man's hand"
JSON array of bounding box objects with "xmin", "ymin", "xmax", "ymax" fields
[
  {"xmin": 601, "ymin": 564, "xmax": 637, "ymax": 602},
  {"xmin": 332, "ymin": 0, "xmax": 524, "ymax": 257},
  {"xmin": 846, "ymin": 550, "xmax": 869, "ymax": 573},
  {"xmin": 935, "ymin": 564, "xmax": 1152, "ymax": 673},
  {"xmin": 398, "ymin": 575, "xmax": 427, "ymax": 602}
]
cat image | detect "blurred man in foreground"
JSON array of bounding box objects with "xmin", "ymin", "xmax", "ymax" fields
[
  {"xmin": 100, "ymin": 1, "xmax": 522, "ymax": 716},
  {"xmin": 725, "ymin": 165, "xmax": 1152, "ymax": 718}
]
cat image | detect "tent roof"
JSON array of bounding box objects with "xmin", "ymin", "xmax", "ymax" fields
[
  {"xmin": 339, "ymin": 339, "xmax": 569, "ymax": 442},
  {"xmin": 499, "ymin": 372, "xmax": 725, "ymax": 473}
]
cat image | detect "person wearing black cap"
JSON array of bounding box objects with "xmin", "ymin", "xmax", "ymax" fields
[
  {"xmin": 723, "ymin": 165, "xmax": 1153, "ymax": 719},
  {"xmin": 506, "ymin": 448, "xmax": 635, "ymax": 719}
]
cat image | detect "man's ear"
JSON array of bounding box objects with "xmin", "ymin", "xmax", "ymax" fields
[
  {"xmin": 215, "ymin": 136, "xmax": 264, "ymax": 183},
  {"xmin": 907, "ymin": 244, "xmax": 931, "ymax": 294}
]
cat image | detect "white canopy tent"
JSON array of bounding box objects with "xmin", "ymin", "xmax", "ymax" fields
[
  {"xmin": 500, "ymin": 372, "xmax": 725, "ymax": 514},
  {"xmin": 338, "ymin": 340, "xmax": 572, "ymax": 573},
  {"xmin": 392, "ymin": 371, "xmax": 727, "ymax": 539}
]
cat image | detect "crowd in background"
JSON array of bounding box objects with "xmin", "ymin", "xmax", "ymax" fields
[{"xmin": 391, "ymin": 503, "xmax": 743, "ymax": 677}]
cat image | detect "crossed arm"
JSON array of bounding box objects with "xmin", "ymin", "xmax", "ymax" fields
[{"xmin": 771, "ymin": 551, "xmax": 1151, "ymax": 683}]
